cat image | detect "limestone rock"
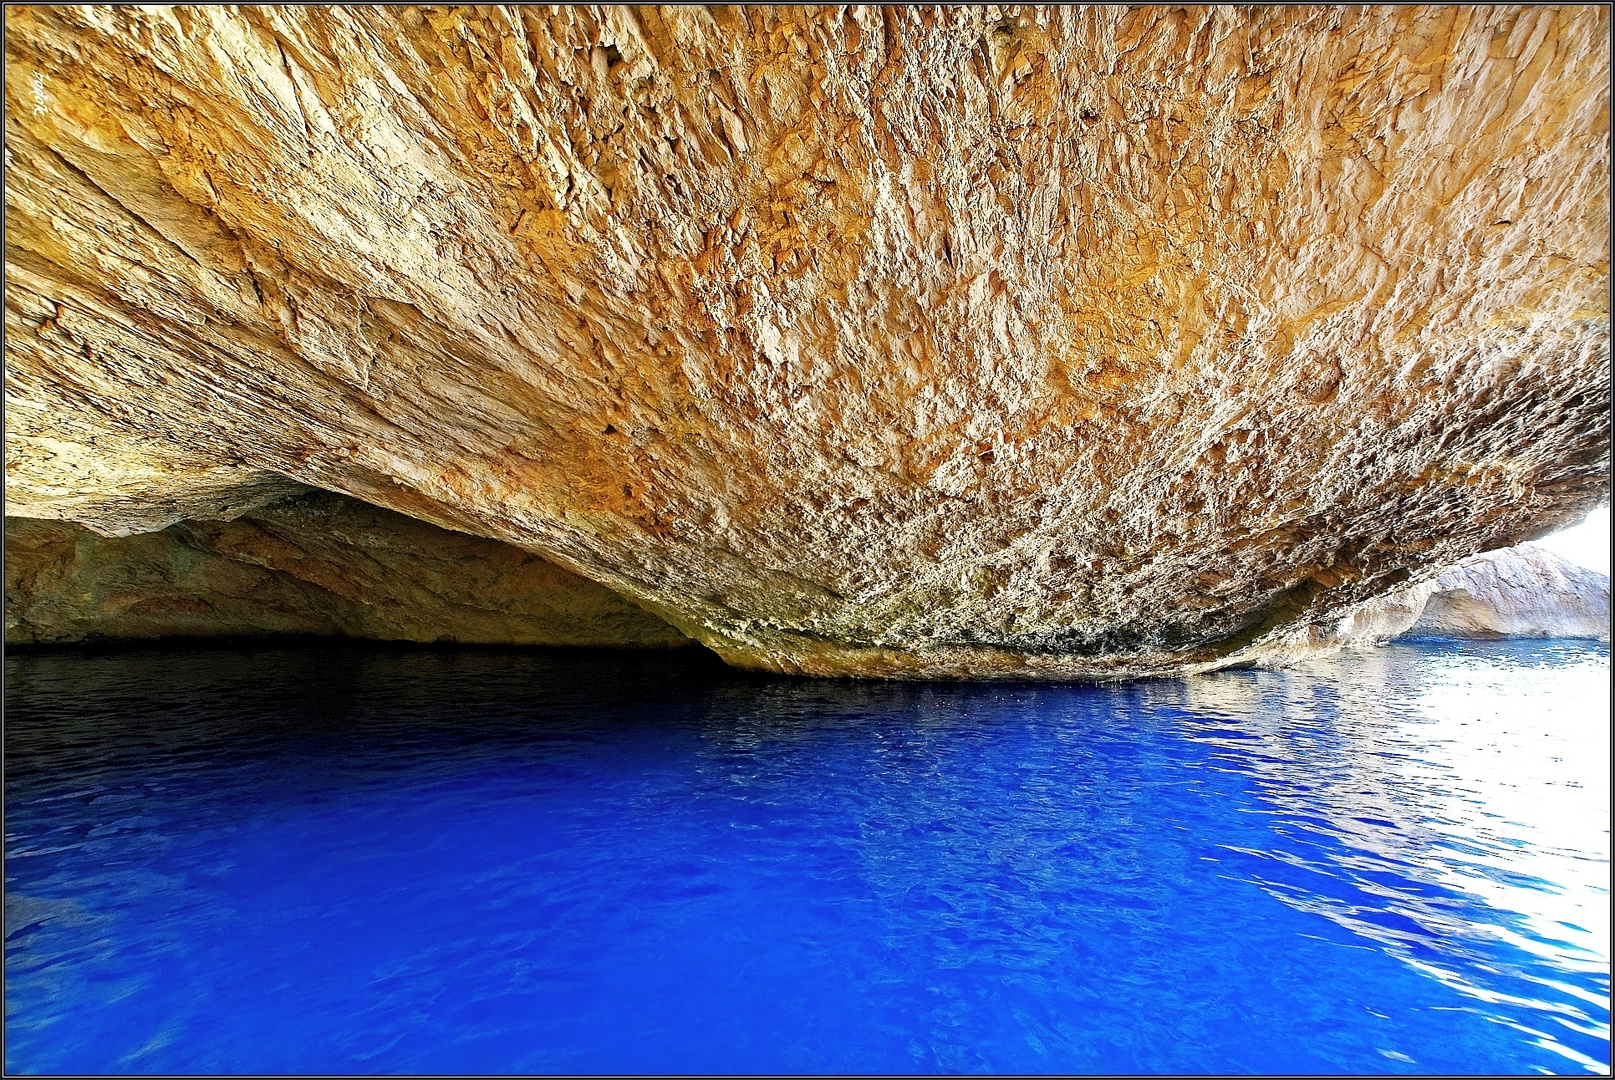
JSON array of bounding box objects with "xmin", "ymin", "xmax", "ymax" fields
[
  {"xmin": 1330, "ymin": 544, "xmax": 1611, "ymax": 642},
  {"xmin": 3, "ymin": 6, "xmax": 1610, "ymax": 677},
  {"xmin": 4, "ymin": 487, "xmax": 691, "ymax": 647}
]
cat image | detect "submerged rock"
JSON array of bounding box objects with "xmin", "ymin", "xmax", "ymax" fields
[
  {"xmin": 4, "ymin": 488, "xmax": 690, "ymax": 648},
  {"xmin": 3, "ymin": 7, "xmax": 1610, "ymax": 676}
]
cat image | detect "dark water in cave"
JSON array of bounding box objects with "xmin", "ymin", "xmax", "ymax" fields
[{"xmin": 4, "ymin": 639, "xmax": 1609, "ymax": 1074}]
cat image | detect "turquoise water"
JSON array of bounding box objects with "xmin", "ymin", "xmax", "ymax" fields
[{"xmin": 4, "ymin": 639, "xmax": 1609, "ymax": 1074}]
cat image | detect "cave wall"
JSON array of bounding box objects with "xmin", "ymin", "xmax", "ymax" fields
[
  {"xmin": 4, "ymin": 488, "xmax": 690, "ymax": 648},
  {"xmin": 3, "ymin": 6, "xmax": 1609, "ymax": 676},
  {"xmin": 1318, "ymin": 544, "xmax": 1610, "ymax": 645}
]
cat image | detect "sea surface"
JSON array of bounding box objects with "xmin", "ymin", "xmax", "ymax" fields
[{"xmin": 4, "ymin": 639, "xmax": 1610, "ymax": 1074}]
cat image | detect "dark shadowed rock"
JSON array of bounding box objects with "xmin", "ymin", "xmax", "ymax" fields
[{"xmin": 4, "ymin": 488, "xmax": 691, "ymax": 648}]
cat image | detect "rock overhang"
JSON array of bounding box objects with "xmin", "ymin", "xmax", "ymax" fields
[{"xmin": 3, "ymin": 5, "xmax": 1609, "ymax": 677}]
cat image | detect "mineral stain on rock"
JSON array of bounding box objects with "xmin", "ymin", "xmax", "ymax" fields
[{"xmin": 3, "ymin": 5, "xmax": 1609, "ymax": 676}]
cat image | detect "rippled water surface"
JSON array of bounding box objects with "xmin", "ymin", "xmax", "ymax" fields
[{"xmin": 5, "ymin": 640, "xmax": 1610, "ymax": 1074}]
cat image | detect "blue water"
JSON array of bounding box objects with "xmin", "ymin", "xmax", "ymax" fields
[{"xmin": 5, "ymin": 640, "xmax": 1609, "ymax": 1075}]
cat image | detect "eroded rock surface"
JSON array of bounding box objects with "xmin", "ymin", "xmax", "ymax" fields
[
  {"xmin": 4, "ymin": 6, "xmax": 1610, "ymax": 676},
  {"xmin": 1327, "ymin": 544, "xmax": 1610, "ymax": 643},
  {"xmin": 4, "ymin": 488, "xmax": 691, "ymax": 647}
]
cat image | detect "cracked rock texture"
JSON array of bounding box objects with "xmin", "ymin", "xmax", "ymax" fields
[
  {"xmin": 3, "ymin": 5, "xmax": 1610, "ymax": 677},
  {"xmin": 1321, "ymin": 544, "xmax": 1611, "ymax": 644},
  {"xmin": 3, "ymin": 487, "xmax": 692, "ymax": 647}
]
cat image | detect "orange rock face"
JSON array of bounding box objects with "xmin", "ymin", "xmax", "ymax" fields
[{"xmin": 4, "ymin": 6, "xmax": 1609, "ymax": 676}]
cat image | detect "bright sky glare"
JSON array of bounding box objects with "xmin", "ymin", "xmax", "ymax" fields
[{"xmin": 1530, "ymin": 505, "xmax": 1611, "ymax": 577}]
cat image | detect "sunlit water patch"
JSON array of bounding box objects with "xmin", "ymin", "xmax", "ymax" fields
[{"xmin": 5, "ymin": 640, "xmax": 1609, "ymax": 1074}]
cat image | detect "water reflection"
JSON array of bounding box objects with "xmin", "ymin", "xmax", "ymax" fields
[
  {"xmin": 4, "ymin": 641, "xmax": 1609, "ymax": 1074},
  {"xmin": 1160, "ymin": 642, "xmax": 1611, "ymax": 1071}
]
